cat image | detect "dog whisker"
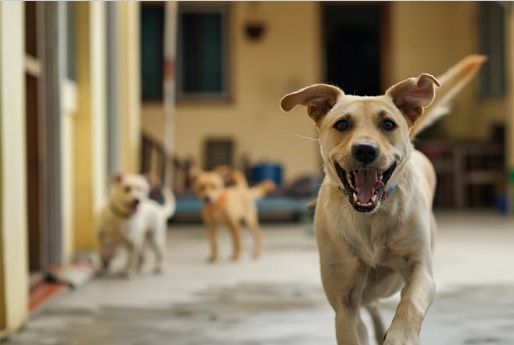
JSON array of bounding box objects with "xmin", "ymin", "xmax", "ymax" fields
[{"xmin": 294, "ymin": 133, "xmax": 319, "ymax": 142}]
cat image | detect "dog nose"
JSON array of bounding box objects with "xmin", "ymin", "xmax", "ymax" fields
[
  {"xmin": 203, "ymin": 196, "xmax": 211, "ymax": 204},
  {"xmin": 352, "ymin": 143, "xmax": 378, "ymax": 164},
  {"xmin": 133, "ymin": 199, "xmax": 140, "ymax": 206}
]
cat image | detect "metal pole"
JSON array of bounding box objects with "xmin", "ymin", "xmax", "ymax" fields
[{"xmin": 163, "ymin": 2, "xmax": 178, "ymax": 188}]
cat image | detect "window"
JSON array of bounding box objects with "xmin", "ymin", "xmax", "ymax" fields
[
  {"xmin": 139, "ymin": 3, "xmax": 229, "ymax": 102},
  {"xmin": 204, "ymin": 138, "xmax": 234, "ymax": 170},
  {"xmin": 177, "ymin": 5, "xmax": 229, "ymax": 101},
  {"xmin": 141, "ymin": 4, "xmax": 165, "ymax": 102},
  {"xmin": 478, "ymin": 2, "xmax": 506, "ymax": 99}
]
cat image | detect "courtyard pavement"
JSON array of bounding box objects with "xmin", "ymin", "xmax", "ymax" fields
[{"xmin": 4, "ymin": 212, "xmax": 514, "ymax": 345}]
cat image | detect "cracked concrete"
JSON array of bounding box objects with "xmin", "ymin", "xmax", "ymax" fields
[{"xmin": 4, "ymin": 212, "xmax": 514, "ymax": 345}]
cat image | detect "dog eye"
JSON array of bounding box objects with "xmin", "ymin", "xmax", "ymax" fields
[
  {"xmin": 382, "ymin": 119, "xmax": 397, "ymax": 131},
  {"xmin": 124, "ymin": 186, "xmax": 131, "ymax": 193},
  {"xmin": 334, "ymin": 120, "xmax": 349, "ymax": 131}
]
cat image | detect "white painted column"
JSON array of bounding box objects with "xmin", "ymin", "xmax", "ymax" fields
[{"xmin": 0, "ymin": 1, "xmax": 29, "ymax": 334}]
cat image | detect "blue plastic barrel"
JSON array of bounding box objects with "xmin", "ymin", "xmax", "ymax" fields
[{"xmin": 251, "ymin": 163, "xmax": 282, "ymax": 186}]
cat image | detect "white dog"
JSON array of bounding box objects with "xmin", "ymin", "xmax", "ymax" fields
[{"xmin": 97, "ymin": 173, "xmax": 176, "ymax": 277}]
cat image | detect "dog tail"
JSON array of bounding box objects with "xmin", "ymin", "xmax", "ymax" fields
[
  {"xmin": 409, "ymin": 54, "xmax": 487, "ymax": 139},
  {"xmin": 161, "ymin": 187, "xmax": 176, "ymax": 218},
  {"xmin": 249, "ymin": 180, "xmax": 276, "ymax": 200}
]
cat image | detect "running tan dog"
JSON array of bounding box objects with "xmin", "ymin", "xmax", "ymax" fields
[
  {"xmin": 97, "ymin": 173, "xmax": 176, "ymax": 277},
  {"xmin": 190, "ymin": 167, "xmax": 275, "ymax": 262},
  {"xmin": 280, "ymin": 55, "xmax": 485, "ymax": 345}
]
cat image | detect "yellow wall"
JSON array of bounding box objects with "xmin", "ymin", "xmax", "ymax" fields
[
  {"xmin": 142, "ymin": 1, "xmax": 510, "ymax": 182},
  {"xmin": 119, "ymin": 2, "xmax": 141, "ymax": 173},
  {"xmin": 61, "ymin": 82, "xmax": 76, "ymax": 263},
  {"xmin": 0, "ymin": 1, "xmax": 28, "ymax": 335},
  {"xmin": 73, "ymin": 2, "xmax": 140, "ymax": 251},
  {"xmin": 73, "ymin": 2, "xmax": 107, "ymax": 251}
]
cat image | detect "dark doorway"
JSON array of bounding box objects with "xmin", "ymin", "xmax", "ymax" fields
[
  {"xmin": 323, "ymin": 4, "xmax": 382, "ymax": 96},
  {"xmin": 25, "ymin": 2, "xmax": 63, "ymax": 288},
  {"xmin": 25, "ymin": 1, "xmax": 45, "ymax": 281}
]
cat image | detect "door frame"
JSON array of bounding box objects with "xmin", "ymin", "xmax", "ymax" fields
[
  {"xmin": 42, "ymin": 2, "xmax": 63, "ymax": 271},
  {"xmin": 25, "ymin": 2, "xmax": 63, "ymax": 283}
]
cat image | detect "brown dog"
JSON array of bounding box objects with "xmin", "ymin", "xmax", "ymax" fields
[
  {"xmin": 190, "ymin": 167, "xmax": 275, "ymax": 262},
  {"xmin": 280, "ymin": 55, "xmax": 485, "ymax": 345}
]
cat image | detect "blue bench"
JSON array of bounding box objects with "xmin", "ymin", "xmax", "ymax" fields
[{"xmin": 173, "ymin": 195, "xmax": 314, "ymax": 222}]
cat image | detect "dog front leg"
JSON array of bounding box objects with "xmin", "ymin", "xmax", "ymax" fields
[
  {"xmin": 146, "ymin": 232, "xmax": 166, "ymax": 274},
  {"xmin": 384, "ymin": 258, "xmax": 435, "ymax": 345},
  {"xmin": 205, "ymin": 223, "xmax": 219, "ymax": 263},
  {"xmin": 97, "ymin": 231, "xmax": 115, "ymax": 272},
  {"xmin": 245, "ymin": 212, "xmax": 263, "ymax": 258},
  {"xmin": 121, "ymin": 239, "xmax": 139, "ymax": 278},
  {"xmin": 226, "ymin": 219, "xmax": 242, "ymax": 261},
  {"xmin": 202, "ymin": 212, "xmax": 219, "ymax": 263},
  {"xmin": 318, "ymin": 242, "xmax": 370, "ymax": 345}
]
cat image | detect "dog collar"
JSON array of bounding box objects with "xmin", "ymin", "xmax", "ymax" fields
[
  {"xmin": 338, "ymin": 182, "xmax": 398, "ymax": 200},
  {"xmin": 204, "ymin": 191, "xmax": 229, "ymax": 212},
  {"xmin": 110, "ymin": 203, "xmax": 132, "ymax": 219}
]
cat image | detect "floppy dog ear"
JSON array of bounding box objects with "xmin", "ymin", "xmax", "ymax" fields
[
  {"xmin": 214, "ymin": 165, "xmax": 232, "ymax": 183},
  {"xmin": 188, "ymin": 167, "xmax": 203, "ymax": 184},
  {"xmin": 109, "ymin": 172, "xmax": 123, "ymax": 184},
  {"xmin": 280, "ymin": 84, "xmax": 343, "ymax": 126},
  {"xmin": 143, "ymin": 172, "xmax": 161, "ymax": 189},
  {"xmin": 386, "ymin": 73, "xmax": 440, "ymax": 126}
]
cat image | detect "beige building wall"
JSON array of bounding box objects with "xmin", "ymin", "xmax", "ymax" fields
[
  {"xmin": 142, "ymin": 2, "xmax": 511, "ymax": 182},
  {"xmin": 0, "ymin": 1, "xmax": 28, "ymax": 335},
  {"xmin": 143, "ymin": 2, "xmax": 322, "ymax": 183},
  {"xmin": 391, "ymin": 2, "xmax": 508, "ymax": 141},
  {"xmin": 390, "ymin": 1, "xmax": 476, "ymax": 141}
]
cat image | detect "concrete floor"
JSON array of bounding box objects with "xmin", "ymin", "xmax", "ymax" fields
[{"xmin": 5, "ymin": 212, "xmax": 514, "ymax": 345}]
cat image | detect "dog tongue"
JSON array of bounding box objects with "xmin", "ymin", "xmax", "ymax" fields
[{"xmin": 354, "ymin": 170, "xmax": 384, "ymax": 203}]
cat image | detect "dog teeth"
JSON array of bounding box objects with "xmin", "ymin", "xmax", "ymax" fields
[
  {"xmin": 347, "ymin": 173, "xmax": 355, "ymax": 189},
  {"xmin": 371, "ymin": 195, "xmax": 378, "ymax": 203},
  {"xmin": 353, "ymin": 193, "xmax": 358, "ymax": 201}
]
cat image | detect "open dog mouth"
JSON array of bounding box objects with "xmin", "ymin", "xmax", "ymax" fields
[
  {"xmin": 334, "ymin": 161, "xmax": 397, "ymax": 213},
  {"xmin": 127, "ymin": 200, "xmax": 140, "ymax": 214}
]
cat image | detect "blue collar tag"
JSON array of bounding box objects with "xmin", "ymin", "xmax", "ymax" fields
[{"xmin": 384, "ymin": 182, "xmax": 398, "ymax": 199}]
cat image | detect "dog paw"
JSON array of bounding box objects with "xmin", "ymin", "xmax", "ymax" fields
[
  {"xmin": 207, "ymin": 256, "xmax": 218, "ymax": 263},
  {"xmin": 383, "ymin": 328, "xmax": 419, "ymax": 345},
  {"xmin": 120, "ymin": 271, "xmax": 134, "ymax": 279},
  {"xmin": 253, "ymin": 251, "xmax": 262, "ymax": 259},
  {"xmin": 231, "ymin": 253, "xmax": 241, "ymax": 261}
]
